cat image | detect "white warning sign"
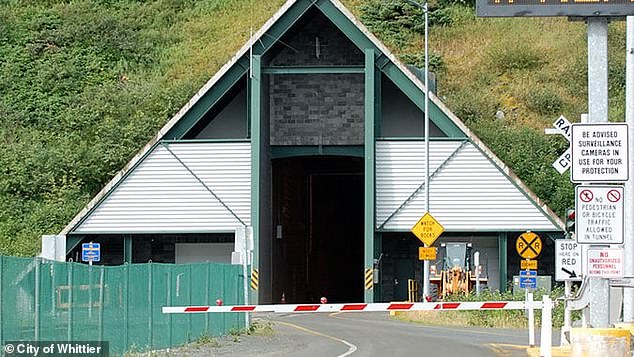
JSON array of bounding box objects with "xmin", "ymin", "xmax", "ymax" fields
[
  {"xmin": 576, "ymin": 185, "xmax": 624, "ymax": 244},
  {"xmin": 571, "ymin": 123, "xmax": 629, "ymax": 183},
  {"xmin": 555, "ymin": 240, "xmax": 582, "ymax": 281},
  {"xmin": 585, "ymin": 248, "xmax": 624, "ymax": 278}
]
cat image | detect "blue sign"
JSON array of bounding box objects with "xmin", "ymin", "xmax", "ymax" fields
[
  {"xmin": 82, "ymin": 243, "xmax": 101, "ymax": 262},
  {"xmin": 519, "ymin": 270, "xmax": 537, "ymax": 289}
]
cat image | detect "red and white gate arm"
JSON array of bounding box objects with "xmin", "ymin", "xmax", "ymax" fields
[{"xmin": 162, "ymin": 301, "xmax": 544, "ymax": 314}]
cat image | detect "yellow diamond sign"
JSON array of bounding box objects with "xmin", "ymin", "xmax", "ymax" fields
[{"xmin": 410, "ymin": 212, "xmax": 444, "ymax": 246}]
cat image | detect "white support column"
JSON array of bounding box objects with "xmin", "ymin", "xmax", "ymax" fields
[
  {"xmin": 586, "ymin": 18, "xmax": 611, "ymax": 328},
  {"xmin": 623, "ymin": 16, "xmax": 634, "ymax": 323},
  {"xmin": 587, "ymin": 18, "xmax": 609, "ymax": 123}
]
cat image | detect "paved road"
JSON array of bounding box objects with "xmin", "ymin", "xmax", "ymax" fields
[
  {"xmin": 263, "ymin": 312, "xmax": 543, "ymax": 357},
  {"xmin": 160, "ymin": 312, "xmax": 559, "ymax": 356}
]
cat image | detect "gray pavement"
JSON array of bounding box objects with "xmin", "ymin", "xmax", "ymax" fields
[{"xmin": 147, "ymin": 312, "xmax": 557, "ymax": 356}]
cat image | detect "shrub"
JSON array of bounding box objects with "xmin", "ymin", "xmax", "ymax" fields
[
  {"xmin": 524, "ymin": 85, "xmax": 564, "ymax": 116},
  {"xmin": 488, "ymin": 42, "xmax": 544, "ymax": 72}
]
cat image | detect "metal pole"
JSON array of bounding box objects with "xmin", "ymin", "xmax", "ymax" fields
[
  {"xmin": 586, "ymin": 17, "xmax": 611, "ymax": 328},
  {"xmin": 422, "ymin": 1, "xmax": 431, "ymax": 300},
  {"xmin": 540, "ymin": 295, "xmax": 553, "ymax": 357},
  {"xmin": 474, "ymin": 251, "xmax": 480, "ymax": 295},
  {"xmin": 587, "ymin": 18, "xmax": 609, "ymax": 123},
  {"xmin": 239, "ymin": 227, "xmax": 250, "ymax": 327},
  {"xmin": 560, "ymin": 281, "xmax": 572, "ymax": 346},
  {"xmin": 527, "ymin": 291, "xmax": 535, "ymax": 347},
  {"xmin": 623, "ymin": 16, "xmax": 634, "ymax": 323}
]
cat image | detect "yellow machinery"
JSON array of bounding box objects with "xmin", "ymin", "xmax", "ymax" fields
[{"xmin": 429, "ymin": 242, "xmax": 487, "ymax": 299}]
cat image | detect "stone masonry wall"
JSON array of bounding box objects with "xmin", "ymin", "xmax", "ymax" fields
[
  {"xmin": 269, "ymin": 73, "xmax": 364, "ymax": 145},
  {"xmin": 268, "ymin": 10, "xmax": 364, "ymax": 146}
]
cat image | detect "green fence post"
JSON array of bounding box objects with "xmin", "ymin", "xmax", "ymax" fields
[
  {"xmin": 124, "ymin": 264, "xmax": 129, "ymax": 350},
  {"xmin": 168, "ymin": 268, "xmax": 172, "ymax": 346},
  {"xmin": 205, "ymin": 263, "xmax": 210, "ymax": 334},
  {"xmin": 148, "ymin": 262, "xmax": 153, "ymax": 348},
  {"xmin": 67, "ymin": 262, "xmax": 73, "ymax": 341},
  {"xmin": 34, "ymin": 258, "xmax": 40, "ymax": 340},
  {"xmin": 99, "ymin": 266, "xmax": 104, "ymax": 342},
  {"xmin": 0, "ymin": 255, "xmax": 3, "ymax": 345}
]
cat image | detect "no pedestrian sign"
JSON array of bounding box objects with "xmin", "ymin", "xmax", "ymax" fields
[
  {"xmin": 576, "ymin": 185, "xmax": 624, "ymax": 244},
  {"xmin": 571, "ymin": 123, "xmax": 629, "ymax": 183}
]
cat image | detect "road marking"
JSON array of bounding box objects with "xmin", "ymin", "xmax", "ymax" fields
[
  {"xmin": 275, "ymin": 320, "xmax": 357, "ymax": 357},
  {"xmin": 487, "ymin": 343, "xmax": 527, "ymax": 357}
]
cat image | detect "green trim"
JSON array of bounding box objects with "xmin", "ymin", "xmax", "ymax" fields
[
  {"xmin": 468, "ymin": 139, "xmax": 564, "ymax": 231},
  {"xmin": 250, "ymin": 55, "xmax": 262, "ymax": 294},
  {"xmin": 376, "ymin": 228, "xmax": 563, "ymax": 234},
  {"xmin": 374, "ymin": 232, "xmax": 382, "ymax": 302},
  {"xmin": 161, "ymin": 139, "xmax": 250, "ymax": 144},
  {"xmin": 376, "ymin": 137, "xmax": 464, "ymax": 142},
  {"xmin": 67, "ymin": 230, "xmax": 240, "ymax": 235},
  {"xmin": 374, "ymin": 66, "xmax": 381, "ymax": 137},
  {"xmin": 65, "ymin": 235, "xmax": 85, "ymax": 255},
  {"xmin": 124, "ymin": 235, "xmax": 132, "ymax": 264},
  {"xmin": 253, "ymin": 0, "xmax": 314, "ymax": 57},
  {"xmin": 69, "ymin": 141, "xmax": 161, "ymax": 234},
  {"xmin": 271, "ymin": 146, "xmax": 364, "ymax": 159},
  {"xmin": 315, "ymin": 0, "xmax": 464, "ymax": 139},
  {"xmin": 498, "ymin": 232, "xmax": 508, "ymax": 292},
  {"xmin": 380, "ymin": 63, "xmax": 464, "ymax": 138},
  {"xmin": 165, "ymin": 58, "xmax": 249, "ymax": 139},
  {"xmin": 262, "ymin": 66, "xmax": 364, "ymax": 74},
  {"xmin": 364, "ymin": 49, "xmax": 375, "ymax": 303}
]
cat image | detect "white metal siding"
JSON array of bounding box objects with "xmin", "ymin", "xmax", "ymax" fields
[
  {"xmin": 75, "ymin": 142, "xmax": 251, "ymax": 233},
  {"xmin": 376, "ymin": 141, "xmax": 557, "ymax": 231}
]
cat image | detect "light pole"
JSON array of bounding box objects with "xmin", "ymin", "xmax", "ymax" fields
[{"xmin": 403, "ymin": 0, "xmax": 431, "ymax": 299}]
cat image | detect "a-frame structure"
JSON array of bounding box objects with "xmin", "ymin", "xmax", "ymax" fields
[{"xmin": 59, "ymin": 0, "xmax": 564, "ymax": 303}]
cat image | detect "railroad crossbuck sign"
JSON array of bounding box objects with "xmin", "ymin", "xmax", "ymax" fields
[
  {"xmin": 410, "ymin": 212, "xmax": 444, "ymax": 246},
  {"xmin": 555, "ymin": 240, "xmax": 582, "ymax": 281},
  {"xmin": 515, "ymin": 232, "xmax": 542, "ymax": 259},
  {"xmin": 576, "ymin": 185, "xmax": 624, "ymax": 244},
  {"xmin": 571, "ymin": 123, "xmax": 629, "ymax": 183},
  {"xmin": 549, "ymin": 115, "xmax": 572, "ymax": 174}
]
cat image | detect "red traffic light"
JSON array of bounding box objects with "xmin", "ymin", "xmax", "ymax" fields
[{"xmin": 567, "ymin": 210, "xmax": 575, "ymax": 220}]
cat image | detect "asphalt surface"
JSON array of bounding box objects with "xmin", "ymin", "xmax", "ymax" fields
[
  {"xmin": 153, "ymin": 312, "xmax": 559, "ymax": 356},
  {"xmin": 266, "ymin": 312, "xmax": 530, "ymax": 357}
]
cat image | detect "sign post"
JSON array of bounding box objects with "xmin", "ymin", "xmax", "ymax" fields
[{"xmin": 411, "ymin": 212, "xmax": 444, "ymax": 300}]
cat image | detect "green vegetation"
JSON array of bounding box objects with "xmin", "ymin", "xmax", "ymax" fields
[
  {"xmin": 396, "ymin": 286, "xmax": 579, "ymax": 329},
  {"xmin": 0, "ymin": 0, "xmax": 284, "ymax": 255},
  {"xmin": 0, "ymin": 0, "xmax": 627, "ymax": 255}
]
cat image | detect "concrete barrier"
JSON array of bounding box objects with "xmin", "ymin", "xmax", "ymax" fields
[{"xmin": 570, "ymin": 328, "xmax": 631, "ymax": 357}]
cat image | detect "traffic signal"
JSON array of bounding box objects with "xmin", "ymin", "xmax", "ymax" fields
[{"xmin": 565, "ymin": 208, "xmax": 575, "ymax": 234}]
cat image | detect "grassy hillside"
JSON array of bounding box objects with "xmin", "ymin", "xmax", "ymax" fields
[{"xmin": 0, "ymin": 0, "xmax": 626, "ymax": 256}]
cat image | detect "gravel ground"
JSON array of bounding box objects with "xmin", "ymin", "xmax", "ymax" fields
[{"xmin": 129, "ymin": 318, "xmax": 303, "ymax": 357}]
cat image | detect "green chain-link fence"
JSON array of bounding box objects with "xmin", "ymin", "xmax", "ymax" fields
[{"xmin": 0, "ymin": 256, "xmax": 245, "ymax": 355}]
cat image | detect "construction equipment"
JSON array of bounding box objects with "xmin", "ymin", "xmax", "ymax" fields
[{"xmin": 429, "ymin": 242, "xmax": 487, "ymax": 298}]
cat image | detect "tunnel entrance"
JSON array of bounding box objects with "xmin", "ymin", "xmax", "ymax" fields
[{"xmin": 271, "ymin": 156, "xmax": 364, "ymax": 304}]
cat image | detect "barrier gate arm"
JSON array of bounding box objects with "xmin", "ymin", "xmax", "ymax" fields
[
  {"xmin": 162, "ymin": 300, "xmax": 543, "ymax": 314},
  {"xmin": 163, "ymin": 297, "xmax": 554, "ymax": 357}
]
